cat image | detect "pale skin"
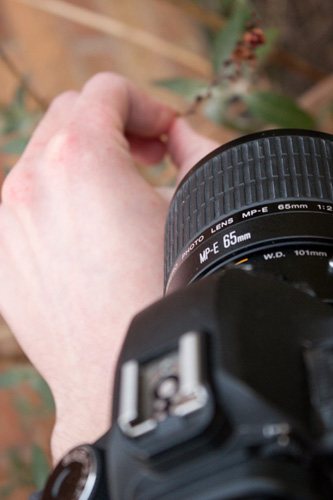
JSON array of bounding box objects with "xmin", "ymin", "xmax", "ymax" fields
[{"xmin": 0, "ymin": 73, "xmax": 218, "ymax": 464}]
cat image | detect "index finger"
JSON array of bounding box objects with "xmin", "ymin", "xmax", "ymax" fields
[{"xmin": 68, "ymin": 73, "xmax": 176, "ymax": 141}]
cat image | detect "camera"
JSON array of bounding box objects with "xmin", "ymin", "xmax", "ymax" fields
[{"xmin": 42, "ymin": 129, "xmax": 333, "ymax": 500}]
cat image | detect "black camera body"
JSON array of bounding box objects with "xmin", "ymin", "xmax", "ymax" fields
[
  {"xmin": 107, "ymin": 268, "xmax": 333, "ymax": 500},
  {"xmin": 42, "ymin": 130, "xmax": 333, "ymax": 500}
]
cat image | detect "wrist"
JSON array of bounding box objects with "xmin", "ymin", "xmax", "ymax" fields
[
  {"xmin": 51, "ymin": 380, "xmax": 113, "ymax": 464},
  {"xmin": 51, "ymin": 404, "xmax": 112, "ymax": 465}
]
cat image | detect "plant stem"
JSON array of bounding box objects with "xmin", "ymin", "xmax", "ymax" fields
[
  {"xmin": 13, "ymin": 0, "xmax": 211, "ymax": 76},
  {"xmin": 0, "ymin": 47, "xmax": 48, "ymax": 111}
]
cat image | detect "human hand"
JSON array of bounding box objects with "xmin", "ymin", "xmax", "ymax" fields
[{"xmin": 0, "ymin": 73, "xmax": 218, "ymax": 463}]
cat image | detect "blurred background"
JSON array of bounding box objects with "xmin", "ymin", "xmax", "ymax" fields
[{"xmin": 0, "ymin": 0, "xmax": 332, "ymax": 498}]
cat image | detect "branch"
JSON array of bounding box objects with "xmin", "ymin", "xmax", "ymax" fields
[
  {"xmin": 164, "ymin": 0, "xmax": 328, "ymax": 83},
  {"xmin": 162, "ymin": 0, "xmax": 225, "ymax": 31},
  {"xmin": 0, "ymin": 46, "xmax": 48, "ymax": 110},
  {"xmin": 13, "ymin": 0, "xmax": 211, "ymax": 77}
]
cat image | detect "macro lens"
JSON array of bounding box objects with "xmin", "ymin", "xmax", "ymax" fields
[{"xmin": 165, "ymin": 129, "xmax": 333, "ymax": 298}]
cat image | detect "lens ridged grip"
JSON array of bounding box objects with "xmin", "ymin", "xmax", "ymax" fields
[{"xmin": 165, "ymin": 131, "xmax": 333, "ymax": 285}]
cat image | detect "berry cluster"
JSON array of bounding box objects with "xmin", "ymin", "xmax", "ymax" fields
[{"xmin": 227, "ymin": 25, "xmax": 266, "ymax": 76}]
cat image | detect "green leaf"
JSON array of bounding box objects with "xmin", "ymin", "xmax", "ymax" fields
[
  {"xmin": 0, "ymin": 368, "xmax": 29, "ymax": 388},
  {"xmin": 0, "ymin": 484, "xmax": 15, "ymax": 498},
  {"xmin": 0, "ymin": 85, "xmax": 41, "ymax": 135},
  {"xmin": 255, "ymin": 28, "xmax": 279, "ymax": 63},
  {"xmin": 242, "ymin": 91, "xmax": 316, "ymax": 129},
  {"xmin": 203, "ymin": 93, "xmax": 229, "ymax": 125},
  {"xmin": 14, "ymin": 393, "xmax": 35, "ymax": 417},
  {"xmin": 15, "ymin": 85, "xmax": 26, "ymax": 108},
  {"xmin": 217, "ymin": 0, "xmax": 235, "ymax": 16},
  {"xmin": 0, "ymin": 366, "xmax": 55, "ymax": 413},
  {"xmin": 1, "ymin": 136, "xmax": 29, "ymax": 154},
  {"xmin": 153, "ymin": 78, "xmax": 208, "ymax": 100},
  {"xmin": 4, "ymin": 446, "xmax": 34, "ymax": 493},
  {"xmin": 31, "ymin": 445, "xmax": 50, "ymax": 490},
  {"xmin": 6, "ymin": 447, "xmax": 33, "ymax": 485},
  {"xmin": 28, "ymin": 372, "xmax": 55, "ymax": 413},
  {"xmin": 212, "ymin": 0, "xmax": 251, "ymax": 75}
]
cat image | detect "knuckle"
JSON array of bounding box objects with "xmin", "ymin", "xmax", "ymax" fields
[
  {"xmin": 1, "ymin": 166, "xmax": 36, "ymax": 207},
  {"xmin": 45, "ymin": 128, "xmax": 81, "ymax": 167},
  {"xmin": 83, "ymin": 73, "xmax": 128, "ymax": 131},
  {"xmin": 1, "ymin": 128, "xmax": 82, "ymax": 208},
  {"xmin": 48, "ymin": 90, "xmax": 78, "ymax": 112},
  {"xmin": 84, "ymin": 72, "xmax": 127, "ymax": 98}
]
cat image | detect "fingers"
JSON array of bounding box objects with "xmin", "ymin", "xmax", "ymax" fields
[
  {"xmin": 68, "ymin": 73, "xmax": 176, "ymax": 142},
  {"xmin": 20, "ymin": 91, "xmax": 78, "ymax": 161},
  {"xmin": 127, "ymin": 135, "xmax": 167, "ymax": 166},
  {"xmin": 14, "ymin": 74, "xmax": 219, "ymax": 192},
  {"xmin": 167, "ymin": 118, "xmax": 220, "ymax": 184},
  {"xmin": 20, "ymin": 74, "xmax": 175, "ymax": 171}
]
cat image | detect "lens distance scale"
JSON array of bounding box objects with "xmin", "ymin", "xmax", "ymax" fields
[
  {"xmin": 166, "ymin": 200, "xmax": 333, "ymax": 293},
  {"xmin": 165, "ymin": 130, "xmax": 333, "ymax": 292}
]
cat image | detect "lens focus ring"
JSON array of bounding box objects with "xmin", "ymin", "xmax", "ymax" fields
[{"xmin": 164, "ymin": 130, "xmax": 333, "ymax": 291}]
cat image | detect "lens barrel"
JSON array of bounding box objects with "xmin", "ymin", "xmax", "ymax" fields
[{"xmin": 164, "ymin": 129, "xmax": 333, "ymax": 294}]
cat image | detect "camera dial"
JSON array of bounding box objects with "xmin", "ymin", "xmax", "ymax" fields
[{"xmin": 41, "ymin": 445, "xmax": 102, "ymax": 500}]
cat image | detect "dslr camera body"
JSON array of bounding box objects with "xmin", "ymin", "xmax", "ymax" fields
[{"xmin": 42, "ymin": 130, "xmax": 333, "ymax": 500}]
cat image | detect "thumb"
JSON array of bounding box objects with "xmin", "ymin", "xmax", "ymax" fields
[{"xmin": 167, "ymin": 118, "xmax": 220, "ymax": 184}]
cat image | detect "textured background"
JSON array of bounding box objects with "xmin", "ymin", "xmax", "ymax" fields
[{"xmin": 0, "ymin": 1, "xmax": 332, "ymax": 498}]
